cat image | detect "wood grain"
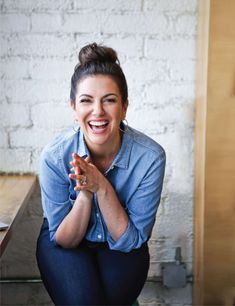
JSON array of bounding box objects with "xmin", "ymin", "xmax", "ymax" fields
[
  {"xmin": 0, "ymin": 175, "xmax": 37, "ymax": 257},
  {"xmin": 193, "ymin": 0, "xmax": 210, "ymax": 304},
  {"xmin": 194, "ymin": 0, "xmax": 235, "ymax": 304}
]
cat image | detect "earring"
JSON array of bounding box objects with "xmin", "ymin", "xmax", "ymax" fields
[
  {"xmin": 73, "ymin": 119, "xmax": 79, "ymax": 132},
  {"xmin": 119, "ymin": 119, "xmax": 129, "ymax": 133}
]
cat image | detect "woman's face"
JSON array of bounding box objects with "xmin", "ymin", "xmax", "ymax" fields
[{"xmin": 72, "ymin": 75, "xmax": 128, "ymax": 152}]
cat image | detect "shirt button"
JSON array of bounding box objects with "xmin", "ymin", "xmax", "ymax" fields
[
  {"xmin": 97, "ymin": 234, "xmax": 102, "ymax": 239},
  {"xmin": 96, "ymin": 213, "xmax": 99, "ymax": 217}
]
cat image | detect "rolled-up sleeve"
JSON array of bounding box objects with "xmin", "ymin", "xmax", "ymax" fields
[
  {"xmin": 39, "ymin": 148, "xmax": 71, "ymax": 244},
  {"xmin": 107, "ymin": 151, "xmax": 166, "ymax": 252}
]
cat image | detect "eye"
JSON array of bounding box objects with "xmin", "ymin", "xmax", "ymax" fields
[
  {"xmin": 103, "ymin": 98, "xmax": 116, "ymax": 103},
  {"xmin": 79, "ymin": 99, "xmax": 92, "ymax": 103}
]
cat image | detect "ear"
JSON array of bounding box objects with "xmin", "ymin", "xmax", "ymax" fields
[
  {"xmin": 122, "ymin": 99, "xmax": 129, "ymax": 119},
  {"xmin": 70, "ymin": 100, "xmax": 76, "ymax": 111}
]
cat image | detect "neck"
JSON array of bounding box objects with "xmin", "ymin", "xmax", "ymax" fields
[{"xmin": 85, "ymin": 132, "xmax": 122, "ymax": 161}]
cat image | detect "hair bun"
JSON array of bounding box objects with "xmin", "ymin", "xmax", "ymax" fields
[{"xmin": 78, "ymin": 43, "xmax": 119, "ymax": 66}]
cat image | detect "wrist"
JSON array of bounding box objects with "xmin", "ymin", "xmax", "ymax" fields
[
  {"xmin": 97, "ymin": 174, "xmax": 109, "ymax": 196},
  {"xmin": 78, "ymin": 190, "xmax": 93, "ymax": 201}
]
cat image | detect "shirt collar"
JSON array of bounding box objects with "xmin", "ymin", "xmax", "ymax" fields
[
  {"xmin": 77, "ymin": 128, "xmax": 89, "ymax": 158},
  {"xmin": 76, "ymin": 126, "xmax": 134, "ymax": 169},
  {"xmin": 111, "ymin": 128, "xmax": 133, "ymax": 169}
]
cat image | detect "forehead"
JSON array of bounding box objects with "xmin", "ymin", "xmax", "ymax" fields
[{"xmin": 77, "ymin": 75, "xmax": 120, "ymax": 96}]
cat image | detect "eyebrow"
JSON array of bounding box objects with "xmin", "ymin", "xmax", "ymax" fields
[{"xmin": 78, "ymin": 93, "xmax": 118, "ymax": 98}]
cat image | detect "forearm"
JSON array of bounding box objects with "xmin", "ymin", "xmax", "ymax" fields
[
  {"xmin": 97, "ymin": 178, "xmax": 128, "ymax": 241},
  {"xmin": 69, "ymin": 153, "xmax": 129, "ymax": 242},
  {"xmin": 55, "ymin": 191, "xmax": 93, "ymax": 248}
]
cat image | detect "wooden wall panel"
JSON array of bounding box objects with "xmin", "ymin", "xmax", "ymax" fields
[{"xmin": 194, "ymin": 0, "xmax": 235, "ymax": 305}]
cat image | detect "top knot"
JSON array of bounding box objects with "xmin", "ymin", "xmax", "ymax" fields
[{"xmin": 78, "ymin": 43, "xmax": 119, "ymax": 66}]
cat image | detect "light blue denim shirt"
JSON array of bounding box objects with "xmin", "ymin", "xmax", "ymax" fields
[{"xmin": 39, "ymin": 125, "xmax": 166, "ymax": 253}]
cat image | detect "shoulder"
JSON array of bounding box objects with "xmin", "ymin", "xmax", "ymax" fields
[
  {"xmin": 40, "ymin": 127, "xmax": 79, "ymax": 164},
  {"xmin": 127, "ymin": 126, "xmax": 166, "ymax": 162}
]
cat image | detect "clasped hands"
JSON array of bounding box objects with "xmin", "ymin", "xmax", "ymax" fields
[{"xmin": 69, "ymin": 153, "xmax": 104, "ymax": 193}]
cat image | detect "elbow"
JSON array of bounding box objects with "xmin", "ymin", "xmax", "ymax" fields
[
  {"xmin": 55, "ymin": 232, "xmax": 82, "ymax": 249},
  {"xmin": 57, "ymin": 240, "xmax": 80, "ymax": 249}
]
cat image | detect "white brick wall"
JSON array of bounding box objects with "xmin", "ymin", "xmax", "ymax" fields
[{"xmin": 0, "ymin": 0, "xmax": 198, "ymax": 305}]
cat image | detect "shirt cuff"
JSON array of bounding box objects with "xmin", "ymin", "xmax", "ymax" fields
[{"xmin": 107, "ymin": 219, "xmax": 143, "ymax": 252}]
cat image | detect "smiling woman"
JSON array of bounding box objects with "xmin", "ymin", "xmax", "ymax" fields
[
  {"xmin": 36, "ymin": 43, "xmax": 166, "ymax": 306},
  {"xmin": 72, "ymin": 75, "xmax": 128, "ymax": 161}
]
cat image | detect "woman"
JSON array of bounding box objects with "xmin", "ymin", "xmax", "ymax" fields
[{"xmin": 36, "ymin": 43, "xmax": 166, "ymax": 306}]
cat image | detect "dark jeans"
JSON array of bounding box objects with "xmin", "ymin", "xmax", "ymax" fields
[{"xmin": 36, "ymin": 219, "xmax": 150, "ymax": 306}]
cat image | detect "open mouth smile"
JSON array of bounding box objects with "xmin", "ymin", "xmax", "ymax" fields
[{"xmin": 88, "ymin": 120, "xmax": 109, "ymax": 133}]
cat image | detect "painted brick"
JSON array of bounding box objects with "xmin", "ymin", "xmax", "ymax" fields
[
  {"xmin": 128, "ymin": 103, "xmax": 194, "ymax": 132},
  {"xmin": 28, "ymin": 58, "xmax": 74, "ymax": 80},
  {"xmin": 0, "ymin": 35, "xmax": 8, "ymax": 56},
  {"xmin": 155, "ymin": 134, "xmax": 194, "ymax": 195},
  {"xmin": 0, "ymin": 13, "xmax": 30, "ymax": 32},
  {"xmin": 0, "ymin": 33, "xmax": 76, "ymax": 57},
  {"xmin": 30, "ymin": 148, "xmax": 43, "ymax": 173},
  {"xmin": 145, "ymin": 82, "xmax": 195, "ymax": 106},
  {"xmin": 103, "ymin": 13, "xmax": 168, "ymax": 35},
  {"xmin": 9, "ymin": 128, "xmax": 56, "ymax": 148},
  {"xmin": 169, "ymin": 59, "xmax": 196, "ymax": 82},
  {"xmin": 145, "ymin": 0, "xmax": 197, "ymax": 12},
  {"xmin": 0, "ymin": 103, "xmax": 30, "ymax": 127},
  {"xmin": 123, "ymin": 59, "xmax": 169, "ymax": 88},
  {"xmin": 2, "ymin": 0, "xmax": 73, "ymax": 12},
  {"xmin": 175, "ymin": 14, "xmax": 197, "ymax": 36},
  {"xmin": 31, "ymin": 103, "xmax": 73, "ymax": 128},
  {"xmin": 145, "ymin": 38, "xmax": 196, "ymax": 60},
  {"xmin": 2, "ymin": 80, "xmax": 69, "ymax": 103},
  {"xmin": 0, "ymin": 148, "xmax": 31, "ymax": 172},
  {"xmin": 62, "ymin": 13, "xmax": 102, "ymax": 33},
  {"xmin": 0, "ymin": 57, "xmax": 30, "ymax": 79},
  {"xmin": 93, "ymin": 35, "xmax": 144, "ymax": 58},
  {"xmin": 0, "ymin": 130, "xmax": 8, "ymax": 147},
  {"xmin": 73, "ymin": 0, "xmax": 142, "ymax": 11},
  {"xmin": 31, "ymin": 13, "xmax": 62, "ymax": 33}
]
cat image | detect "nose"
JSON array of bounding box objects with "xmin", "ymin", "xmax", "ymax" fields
[{"xmin": 92, "ymin": 101, "xmax": 105, "ymax": 117}]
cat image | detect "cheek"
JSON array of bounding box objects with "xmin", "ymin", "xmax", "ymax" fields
[{"xmin": 75, "ymin": 107, "xmax": 88, "ymax": 119}]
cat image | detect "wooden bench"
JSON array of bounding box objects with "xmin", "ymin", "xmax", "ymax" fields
[{"xmin": 0, "ymin": 175, "xmax": 37, "ymax": 257}]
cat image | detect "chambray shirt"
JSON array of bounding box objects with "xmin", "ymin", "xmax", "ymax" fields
[{"xmin": 39, "ymin": 125, "xmax": 166, "ymax": 253}]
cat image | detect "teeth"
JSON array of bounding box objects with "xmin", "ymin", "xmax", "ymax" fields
[{"xmin": 89, "ymin": 121, "xmax": 108, "ymax": 126}]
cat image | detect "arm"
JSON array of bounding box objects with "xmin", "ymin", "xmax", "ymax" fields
[
  {"xmin": 40, "ymin": 150, "xmax": 93, "ymax": 248},
  {"xmin": 55, "ymin": 190, "xmax": 93, "ymax": 248},
  {"xmin": 69, "ymin": 154, "xmax": 129, "ymax": 241},
  {"xmin": 69, "ymin": 151, "xmax": 166, "ymax": 252},
  {"xmin": 106, "ymin": 152, "xmax": 166, "ymax": 252},
  {"xmin": 96, "ymin": 178, "xmax": 129, "ymax": 241}
]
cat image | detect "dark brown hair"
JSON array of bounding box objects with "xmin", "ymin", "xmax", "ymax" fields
[{"xmin": 70, "ymin": 43, "xmax": 128, "ymax": 105}]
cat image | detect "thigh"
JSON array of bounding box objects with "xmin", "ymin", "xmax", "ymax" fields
[
  {"xmin": 97, "ymin": 243, "xmax": 150, "ymax": 305},
  {"xmin": 36, "ymin": 219, "xmax": 106, "ymax": 306}
]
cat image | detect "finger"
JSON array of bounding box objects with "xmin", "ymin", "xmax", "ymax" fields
[
  {"xmin": 74, "ymin": 159, "xmax": 87, "ymax": 171},
  {"xmin": 69, "ymin": 173, "xmax": 84, "ymax": 180},
  {"xmin": 85, "ymin": 156, "xmax": 91, "ymax": 163},
  {"xmin": 72, "ymin": 153, "xmax": 88, "ymax": 170},
  {"xmin": 74, "ymin": 166, "xmax": 81, "ymax": 175},
  {"xmin": 70, "ymin": 164, "xmax": 81, "ymax": 175},
  {"xmin": 74, "ymin": 185, "xmax": 88, "ymax": 191},
  {"xmin": 69, "ymin": 173, "xmax": 88, "ymax": 185}
]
